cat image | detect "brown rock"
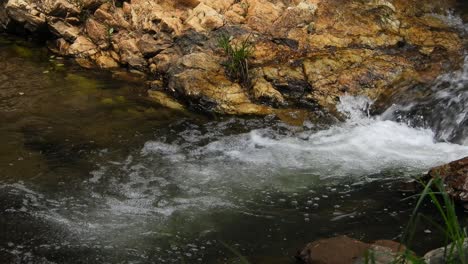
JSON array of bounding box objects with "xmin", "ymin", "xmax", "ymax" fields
[
  {"xmin": 68, "ymin": 35, "xmax": 98, "ymax": 56},
  {"xmin": 426, "ymin": 156, "xmax": 468, "ymax": 203},
  {"xmin": 252, "ymin": 75, "xmax": 285, "ymax": 105},
  {"xmin": 5, "ymin": 0, "xmax": 46, "ymax": 32},
  {"xmin": 169, "ymin": 52, "xmax": 272, "ymax": 115},
  {"xmin": 95, "ymin": 53, "xmax": 119, "ymax": 69},
  {"xmin": 297, "ymin": 236, "xmax": 407, "ymax": 264},
  {"xmin": 48, "ymin": 19, "xmax": 80, "ymax": 41},
  {"xmin": 246, "ymin": 0, "xmax": 282, "ymax": 32},
  {"xmin": 185, "ymin": 3, "xmax": 224, "ymax": 32},
  {"xmin": 85, "ymin": 18, "xmax": 108, "ymax": 46},
  {"xmin": 137, "ymin": 33, "xmax": 172, "ymax": 57},
  {"xmin": 42, "ymin": 0, "xmax": 80, "ymax": 17},
  {"xmin": 148, "ymin": 90, "xmax": 186, "ymax": 111}
]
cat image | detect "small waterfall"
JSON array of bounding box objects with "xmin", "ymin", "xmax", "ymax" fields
[{"xmin": 380, "ymin": 55, "xmax": 468, "ymax": 145}]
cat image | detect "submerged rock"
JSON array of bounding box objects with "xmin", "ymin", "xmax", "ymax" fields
[
  {"xmin": 297, "ymin": 236, "xmax": 407, "ymax": 264},
  {"xmin": 425, "ymin": 156, "xmax": 468, "ymax": 204},
  {"xmin": 0, "ymin": 0, "xmax": 465, "ymax": 116}
]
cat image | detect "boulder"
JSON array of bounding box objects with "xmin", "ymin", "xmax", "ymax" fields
[
  {"xmin": 425, "ymin": 156, "xmax": 468, "ymax": 204},
  {"xmin": 168, "ymin": 52, "xmax": 272, "ymax": 115},
  {"xmin": 4, "ymin": 0, "xmax": 46, "ymax": 32},
  {"xmin": 424, "ymin": 239, "xmax": 468, "ymax": 264},
  {"xmin": 297, "ymin": 236, "xmax": 407, "ymax": 264}
]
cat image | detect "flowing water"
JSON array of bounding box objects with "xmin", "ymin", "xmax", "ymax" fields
[{"xmin": 1, "ymin": 22, "xmax": 468, "ymax": 263}]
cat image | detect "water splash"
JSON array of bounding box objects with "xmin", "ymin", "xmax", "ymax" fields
[{"xmin": 381, "ymin": 55, "xmax": 468, "ymax": 144}]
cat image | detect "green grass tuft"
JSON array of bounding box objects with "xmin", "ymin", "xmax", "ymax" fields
[{"xmin": 217, "ymin": 34, "xmax": 254, "ymax": 86}]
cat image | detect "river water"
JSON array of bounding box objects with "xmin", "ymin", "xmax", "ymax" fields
[{"xmin": 1, "ymin": 20, "xmax": 468, "ymax": 264}]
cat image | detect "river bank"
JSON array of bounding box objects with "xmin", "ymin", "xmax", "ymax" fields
[{"xmin": 1, "ymin": 0, "xmax": 466, "ymax": 117}]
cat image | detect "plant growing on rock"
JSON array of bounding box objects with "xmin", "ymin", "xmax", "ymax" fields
[{"xmin": 217, "ymin": 34, "xmax": 254, "ymax": 86}]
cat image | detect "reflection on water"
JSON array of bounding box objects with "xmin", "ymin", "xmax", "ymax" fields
[{"xmin": 0, "ymin": 35, "xmax": 468, "ymax": 264}]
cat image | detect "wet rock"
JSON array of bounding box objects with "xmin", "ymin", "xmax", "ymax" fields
[
  {"xmin": 169, "ymin": 52, "xmax": 272, "ymax": 115},
  {"xmin": 148, "ymin": 90, "xmax": 186, "ymax": 111},
  {"xmin": 425, "ymin": 156, "xmax": 468, "ymax": 204},
  {"xmin": 424, "ymin": 239, "xmax": 468, "ymax": 264},
  {"xmin": 297, "ymin": 236, "xmax": 406, "ymax": 264}
]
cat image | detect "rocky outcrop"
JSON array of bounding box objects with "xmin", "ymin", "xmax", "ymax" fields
[
  {"xmin": 0, "ymin": 0, "xmax": 465, "ymax": 116},
  {"xmin": 296, "ymin": 236, "xmax": 407, "ymax": 264},
  {"xmin": 425, "ymin": 156, "xmax": 468, "ymax": 204}
]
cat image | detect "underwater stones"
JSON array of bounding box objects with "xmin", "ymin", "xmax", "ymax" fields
[
  {"xmin": 148, "ymin": 90, "xmax": 186, "ymax": 111},
  {"xmin": 297, "ymin": 236, "xmax": 406, "ymax": 264},
  {"xmin": 425, "ymin": 156, "xmax": 468, "ymax": 204}
]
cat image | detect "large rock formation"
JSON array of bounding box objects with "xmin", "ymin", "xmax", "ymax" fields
[{"xmin": 0, "ymin": 0, "xmax": 465, "ymax": 116}]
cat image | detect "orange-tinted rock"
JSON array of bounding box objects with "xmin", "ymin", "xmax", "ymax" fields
[{"xmin": 426, "ymin": 156, "xmax": 468, "ymax": 203}]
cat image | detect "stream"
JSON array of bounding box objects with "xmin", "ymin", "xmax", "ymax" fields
[{"xmin": 1, "ymin": 20, "xmax": 468, "ymax": 264}]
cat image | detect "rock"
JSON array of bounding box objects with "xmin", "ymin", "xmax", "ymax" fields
[
  {"xmin": 297, "ymin": 236, "xmax": 406, "ymax": 264},
  {"xmin": 185, "ymin": 3, "xmax": 224, "ymax": 32},
  {"xmin": 271, "ymin": 1, "xmax": 317, "ymax": 37},
  {"xmin": 425, "ymin": 156, "xmax": 468, "ymax": 204},
  {"xmin": 148, "ymin": 90, "xmax": 186, "ymax": 111},
  {"xmin": 85, "ymin": 18, "xmax": 108, "ymax": 46},
  {"xmin": 424, "ymin": 239, "xmax": 468, "ymax": 264},
  {"xmin": 252, "ymin": 75, "xmax": 285, "ymax": 105},
  {"xmin": 68, "ymin": 35, "xmax": 98, "ymax": 57},
  {"xmin": 114, "ymin": 34, "xmax": 147, "ymax": 69},
  {"xmin": 0, "ymin": 0, "xmax": 464, "ymax": 116},
  {"xmin": 4, "ymin": 0, "xmax": 46, "ymax": 32},
  {"xmin": 95, "ymin": 53, "xmax": 119, "ymax": 69},
  {"xmin": 169, "ymin": 52, "xmax": 272, "ymax": 115},
  {"xmin": 246, "ymin": 0, "xmax": 282, "ymax": 32},
  {"xmin": 41, "ymin": 0, "xmax": 80, "ymax": 17},
  {"xmin": 94, "ymin": 3, "xmax": 131, "ymax": 30},
  {"xmin": 302, "ymin": 49, "xmax": 417, "ymax": 109},
  {"xmin": 48, "ymin": 37, "xmax": 70, "ymax": 55},
  {"xmin": 48, "ymin": 19, "xmax": 80, "ymax": 41},
  {"xmin": 137, "ymin": 33, "xmax": 172, "ymax": 57}
]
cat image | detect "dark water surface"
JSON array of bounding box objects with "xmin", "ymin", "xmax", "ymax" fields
[{"xmin": 0, "ymin": 33, "xmax": 468, "ymax": 264}]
